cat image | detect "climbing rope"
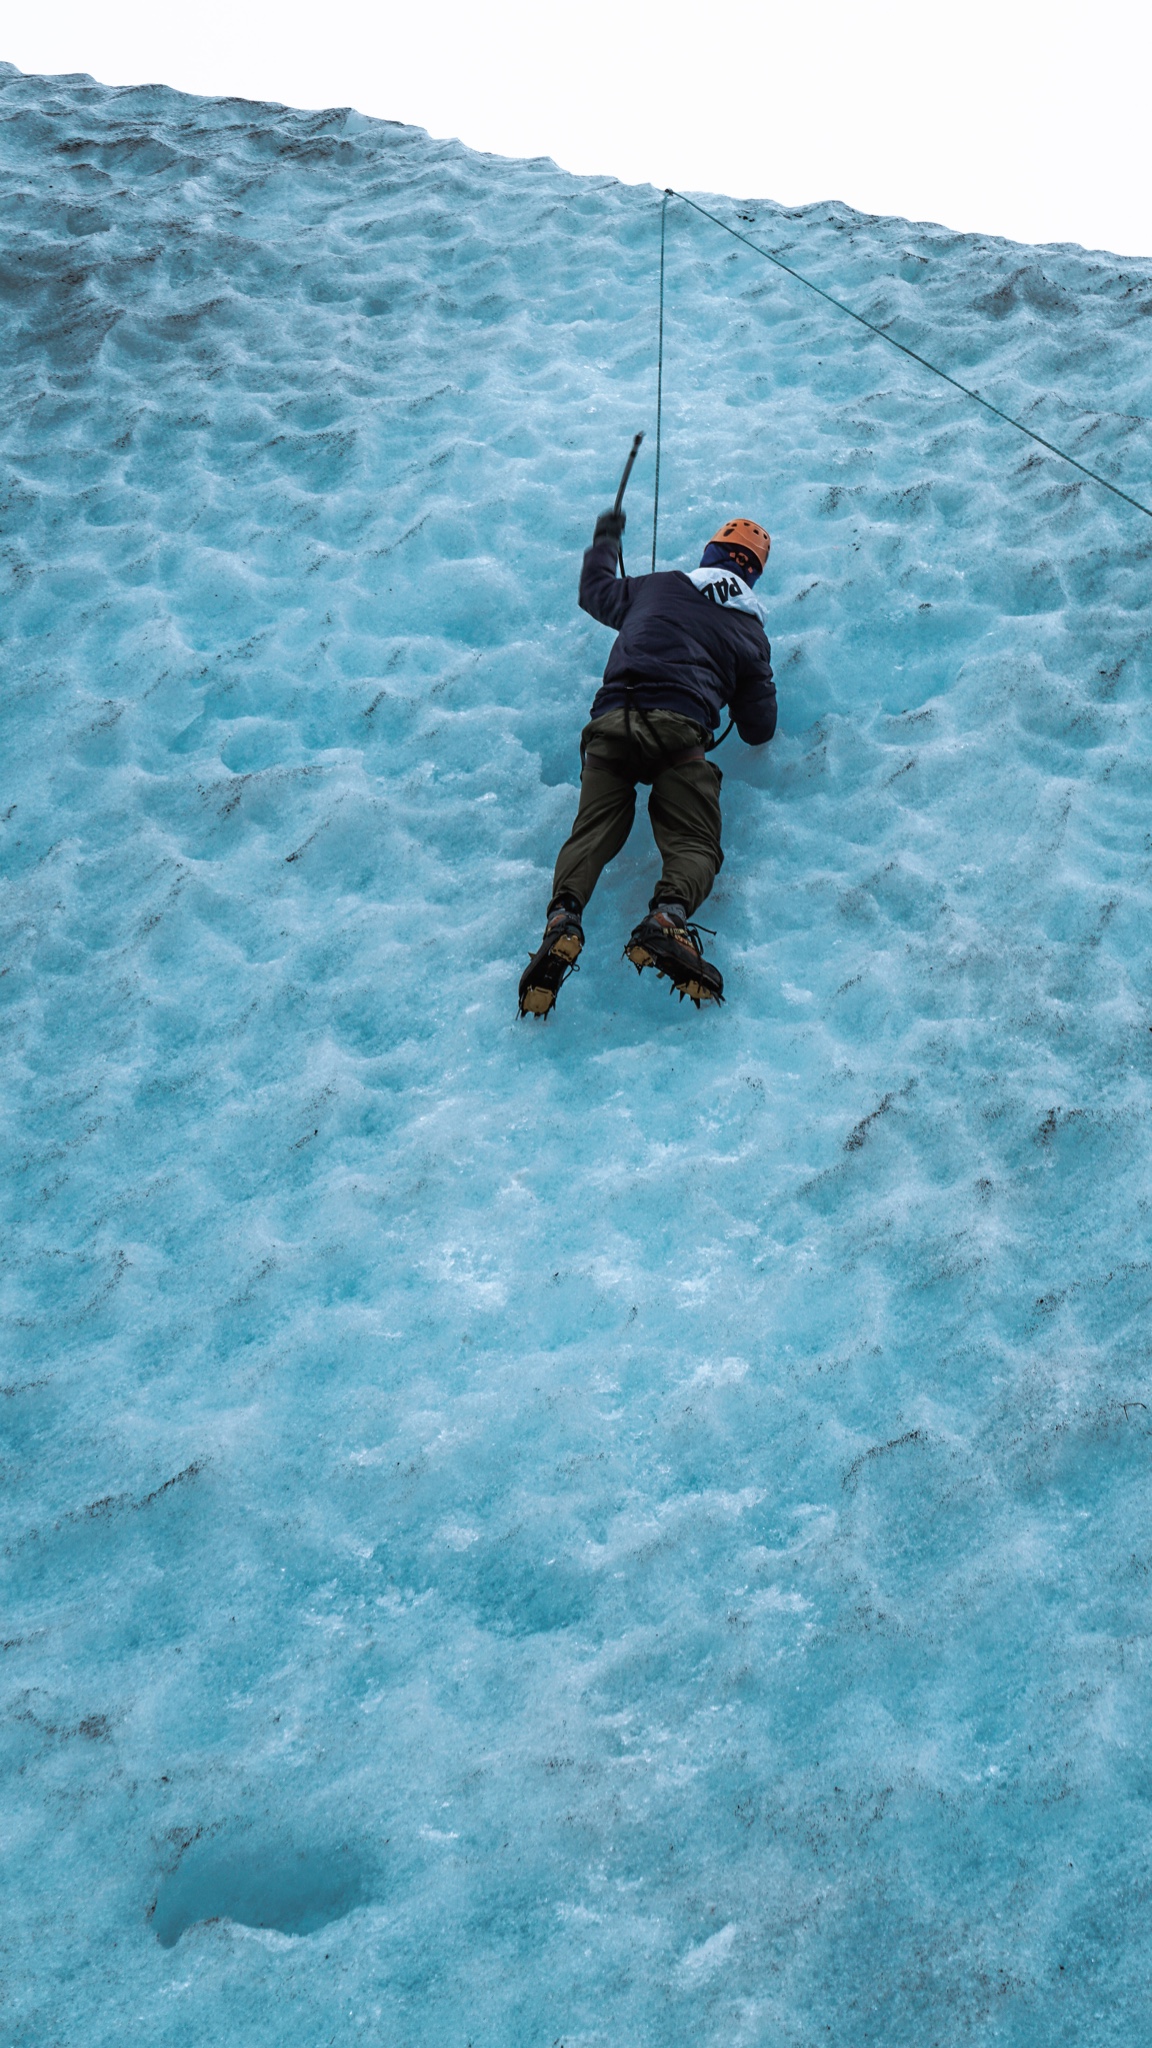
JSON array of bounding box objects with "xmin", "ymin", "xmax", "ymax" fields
[
  {"xmin": 655, "ymin": 186, "xmax": 1152, "ymax": 525},
  {"xmin": 651, "ymin": 191, "xmax": 668, "ymax": 571}
]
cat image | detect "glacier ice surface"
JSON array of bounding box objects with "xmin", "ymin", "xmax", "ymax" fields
[{"xmin": 3, "ymin": 57, "xmax": 1152, "ymax": 2047}]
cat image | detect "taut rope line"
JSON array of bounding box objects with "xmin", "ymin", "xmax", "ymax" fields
[
  {"xmin": 661, "ymin": 186, "xmax": 1152, "ymax": 523},
  {"xmin": 652, "ymin": 191, "xmax": 668, "ymax": 570}
]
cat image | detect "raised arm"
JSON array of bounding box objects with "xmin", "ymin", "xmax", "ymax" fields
[{"xmin": 578, "ymin": 509, "xmax": 636, "ymax": 632}]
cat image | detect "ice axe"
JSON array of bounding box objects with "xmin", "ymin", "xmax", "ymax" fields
[{"xmin": 612, "ymin": 431, "xmax": 644, "ymax": 576}]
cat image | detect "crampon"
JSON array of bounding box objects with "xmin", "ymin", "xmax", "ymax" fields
[
  {"xmin": 624, "ymin": 908, "xmax": 724, "ymax": 1006},
  {"xmin": 518, "ymin": 903, "xmax": 584, "ymax": 1018}
]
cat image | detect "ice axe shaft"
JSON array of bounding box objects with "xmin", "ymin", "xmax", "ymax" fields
[
  {"xmin": 614, "ymin": 431, "xmax": 644, "ymax": 516},
  {"xmin": 613, "ymin": 431, "xmax": 644, "ymax": 575}
]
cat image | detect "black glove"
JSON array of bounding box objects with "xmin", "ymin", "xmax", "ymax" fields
[{"xmin": 593, "ymin": 508, "xmax": 626, "ymax": 545}]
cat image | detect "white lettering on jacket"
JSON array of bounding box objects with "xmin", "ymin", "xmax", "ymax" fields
[{"xmin": 686, "ymin": 566, "xmax": 767, "ymax": 625}]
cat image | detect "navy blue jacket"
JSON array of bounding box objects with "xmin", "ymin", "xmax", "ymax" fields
[{"xmin": 579, "ymin": 538, "xmax": 777, "ymax": 744}]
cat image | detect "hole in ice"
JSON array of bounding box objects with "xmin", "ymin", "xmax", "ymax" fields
[{"xmin": 152, "ymin": 1836, "xmax": 368, "ymax": 1947}]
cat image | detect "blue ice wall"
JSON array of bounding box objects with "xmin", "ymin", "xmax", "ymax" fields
[{"xmin": 3, "ymin": 58, "xmax": 1152, "ymax": 2046}]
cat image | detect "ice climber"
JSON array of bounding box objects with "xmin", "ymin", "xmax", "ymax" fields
[{"xmin": 518, "ymin": 511, "xmax": 776, "ymax": 1016}]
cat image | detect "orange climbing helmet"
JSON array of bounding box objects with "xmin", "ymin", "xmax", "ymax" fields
[{"xmin": 708, "ymin": 517, "xmax": 771, "ymax": 571}]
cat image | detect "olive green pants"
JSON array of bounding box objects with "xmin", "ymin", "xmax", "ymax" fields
[{"xmin": 552, "ymin": 707, "xmax": 724, "ymax": 917}]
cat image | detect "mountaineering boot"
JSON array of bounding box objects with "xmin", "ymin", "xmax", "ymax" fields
[
  {"xmin": 518, "ymin": 894, "xmax": 584, "ymax": 1018},
  {"xmin": 624, "ymin": 902, "xmax": 724, "ymax": 1007}
]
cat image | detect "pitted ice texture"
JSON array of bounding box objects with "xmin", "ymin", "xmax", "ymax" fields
[{"xmin": 2, "ymin": 56, "xmax": 1151, "ymax": 2048}]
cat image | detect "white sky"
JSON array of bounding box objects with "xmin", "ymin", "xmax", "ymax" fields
[{"xmin": 8, "ymin": 0, "xmax": 1151, "ymax": 259}]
